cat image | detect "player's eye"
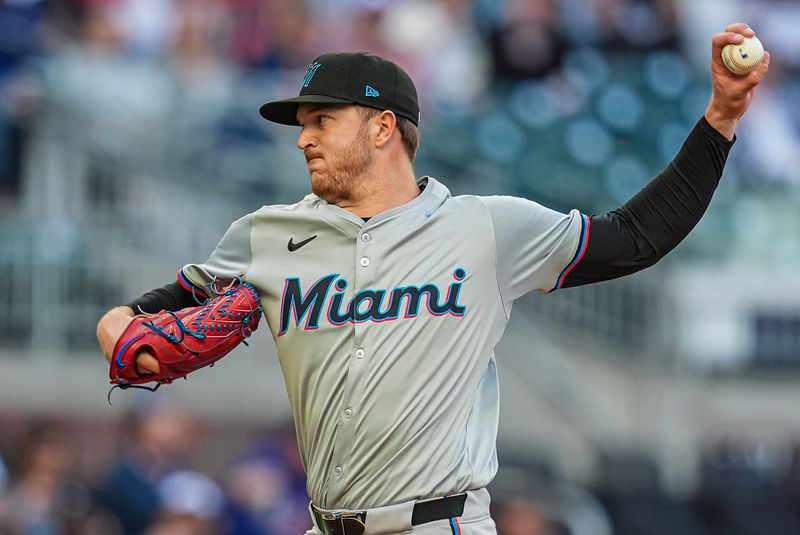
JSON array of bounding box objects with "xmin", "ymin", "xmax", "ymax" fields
[{"xmin": 318, "ymin": 115, "xmax": 331, "ymax": 124}]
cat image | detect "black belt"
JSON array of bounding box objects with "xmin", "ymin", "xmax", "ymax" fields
[{"xmin": 312, "ymin": 493, "xmax": 467, "ymax": 535}]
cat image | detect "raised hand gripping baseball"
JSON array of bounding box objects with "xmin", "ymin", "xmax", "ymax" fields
[
  {"xmin": 107, "ymin": 278, "xmax": 263, "ymax": 402},
  {"xmin": 705, "ymin": 22, "xmax": 770, "ymax": 139}
]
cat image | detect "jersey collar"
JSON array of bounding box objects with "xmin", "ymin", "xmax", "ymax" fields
[{"xmin": 311, "ymin": 176, "xmax": 450, "ymax": 228}]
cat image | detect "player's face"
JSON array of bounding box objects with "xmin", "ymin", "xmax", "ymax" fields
[{"xmin": 296, "ymin": 104, "xmax": 373, "ymax": 203}]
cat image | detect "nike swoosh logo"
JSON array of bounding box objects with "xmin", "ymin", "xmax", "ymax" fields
[{"xmin": 288, "ymin": 235, "xmax": 317, "ymax": 252}]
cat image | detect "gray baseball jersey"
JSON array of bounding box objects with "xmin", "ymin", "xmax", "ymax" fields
[{"xmin": 181, "ymin": 176, "xmax": 586, "ymax": 509}]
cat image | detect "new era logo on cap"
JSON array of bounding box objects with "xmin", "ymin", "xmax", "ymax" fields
[{"xmin": 258, "ymin": 52, "xmax": 420, "ymax": 126}]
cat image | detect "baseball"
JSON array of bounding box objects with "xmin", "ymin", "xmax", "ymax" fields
[{"xmin": 721, "ymin": 35, "xmax": 764, "ymax": 75}]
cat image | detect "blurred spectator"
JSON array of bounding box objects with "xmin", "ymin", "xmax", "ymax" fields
[
  {"xmin": 380, "ymin": 0, "xmax": 489, "ymax": 110},
  {"xmin": 697, "ymin": 433, "xmax": 800, "ymax": 535},
  {"xmin": 145, "ymin": 469, "xmax": 226, "ymax": 535},
  {"xmin": 169, "ymin": 0, "xmax": 231, "ymax": 82},
  {"xmin": 588, "ymin": 0, "xmax": 679, "ymax": 50},
  {"xmin": 0, "ymin": 420, "xmax": 80, "ymax": 534},
  {"xmin": 495, "ymin": 497, "xmax": 567, "ymax": 535},
  {"xmin": 0, "ymin": 412, "xmax": 312, "ymax": 535},
  {"xmin": 98, "ymin": 401, "xmax": 202, "ymax": 535},
  {"xmin": 226, "ymin": 0, "xmax": 315, "ymax": 71},
  {"xmin": 114, "ymin": 0, "xmax": 178, "ymax": 60},
  {"xmin": 224, "ymin": 427, "xmax": 310, "ymax": 535},
  {"xmin": 486, "ymin": 0, "xmax": 567, "ymax": 81}
]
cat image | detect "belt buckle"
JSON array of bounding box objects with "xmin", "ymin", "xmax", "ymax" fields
[{"xmin": 319, "ymin": 510, "xmax": 366, "ymax": 535}]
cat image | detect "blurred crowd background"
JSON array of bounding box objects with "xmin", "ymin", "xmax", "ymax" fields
[{"xmin": 1, "ymin": 0, "xmax": 799, "ymax": 533}]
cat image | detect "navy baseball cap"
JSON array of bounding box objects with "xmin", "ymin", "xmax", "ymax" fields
[{"xmin": 259, "ymin": 52, "xmax": 420, "ymax": 126}]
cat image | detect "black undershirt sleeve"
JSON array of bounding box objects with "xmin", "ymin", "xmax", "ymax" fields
[
  {"xmin": 127, "ymin": 280, "xmax": 200, "ymax": 315},
  {"xmin": 561, "ymin": 116, "xmax": 734, "ymax": 288}
]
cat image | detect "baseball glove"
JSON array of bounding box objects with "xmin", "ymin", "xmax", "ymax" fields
[{"xmin": 108, "ymin": 278, "xmax": 263, "ymax": 402}]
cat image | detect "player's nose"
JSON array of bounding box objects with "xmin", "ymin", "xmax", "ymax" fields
[{"xmin": 296, "ymin": 127, "xmax": 317, "ymax": 151}]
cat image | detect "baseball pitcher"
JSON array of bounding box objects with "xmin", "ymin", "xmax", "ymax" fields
[{"xmin": 97, "ymin": 23, "xmax": 769, "ymax": 535}]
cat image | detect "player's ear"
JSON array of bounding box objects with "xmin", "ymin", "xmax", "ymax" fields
[{"xmin": 374, "ymin": 110, "xmax": 397, "ymax": 149}]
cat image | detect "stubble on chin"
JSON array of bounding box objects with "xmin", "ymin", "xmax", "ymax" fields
[
  {"xmin": 309, "ymin": 126, "xmax": 372, "ymax": 204},
  {"xmin": 310, "ymin": 171, "xmax": 351, "ymax": 204}
]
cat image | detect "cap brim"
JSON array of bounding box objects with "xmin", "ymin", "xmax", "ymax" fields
[{"xmin": 259, "ymin": 95, "xmax": 355, "ymax": 125}]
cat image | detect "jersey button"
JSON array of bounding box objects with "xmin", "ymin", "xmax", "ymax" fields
[
  {"xmin": 343, "ymin": 408, "xmax": 353, "ymax": 418},
  {"xmin": 359, "ymin": 257, "xmax": 370, "ymax": 267},
  {"xmin": 361, "ymin": 233, "xmax": 371, "ymax": 242},
  {"xmin": 355, "ymin": 348, "xmax": 365, "ymax": 359},
  {"xmin": 334, "ymin": 466, "xmax": 343, "ymax": 476}
]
